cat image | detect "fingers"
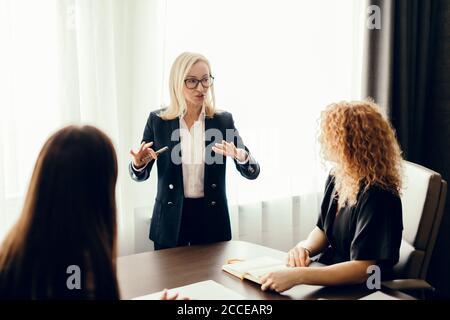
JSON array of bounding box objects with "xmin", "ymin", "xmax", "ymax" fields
[
  {"xmin": 288, "ymin": 247, "xmax": 310, "ymax": 267},
  {"xmin": 131, "ymin": 141, "xmax": 154, "ymax": 159},
  {"xmin": 131, "ymin": 141, "xmax": 158, "ymax": 165},
  {"xmin": 130, "ymin": 142, "xmax": 144, "ymax": 157},
  {"xmin": 213, "ymin": 140, "xmax": 236, "ymax": 157},
  {"xmin": 167, "ymin": 292, "xmax": 179, "ymax": 300},
  {"xmin": 143, "ymin": 141, "xmax": 154, "ymax": 149},
  {"xmin": 259, "ymin": 273, "xmax": 269, "ymax": 284},
  {"xmin": 261, "ymin": 276, "xmax": 286, "ymax": 293},
  {"xmin": 160, "ymin": 289, "xmax": 179, "ymax": 300},
  {"xmin": 148, "ymin": 148, "xmax": 158, "ymax": 160},
  {"xmin": 260, "ymin": 273, "xmax": 274, "ymax": 291},
  {"xmin": 225, "ymin": 141, "xmax": 237, "ymax": 158},
  {"xmin": 139, "ymin": 141, "xmax": 154, "ymax": 157},
  {"xmin": 212, "ymin": 146, "xmax": 225, "ymax": 155},
  {"xmin": 261, "ymin": 280, "xmax": 276, "ymax": 292},
  {"xmin": 287, "ymin": 250, "xmax": 295, "ymax": 267},
  {"xmin": 137, "ymin": 141, "xmax": 146, "ymax": 153},
  {"xmin": 299, "ymin": 248, "xmax": 309, "ymax": 267},
  {"xmin": 293, "ymin": 248, "xmax": 302, "ymax": 267},
  {"xmin": 261, "ymin": 278, "xmax": 272, "ymax": 291},
  {"xmin": 298, "ymin": 247, "xmax": 311, "ymax": 267},
  {"xmin": 222, "ymin": 140, "xmax": 236, "ymax": 151},
  {"xmin": 212, "ymin": 141, "xmax": 227, "ymax": 155},
  {"xmin": 138, "ymin": 141, "xmax": 153, "ymax": 152},
  {"xmin": 305, "ymin": 256, "xmax": 311, "ymax": 267},
  {"xmin": 214, "ymin": 140, "xmax": 233, "ymax": 150},
  {"xmin": 213, "ymin": 142, "xmax": 225, "ymax": 151},
  {"xmin": 140, "ymin": 151, "xmax": 157, "ymax": 164},
  {"xmin": 160, "ymin": 289, "xmax": 168, "ymax": 300}
]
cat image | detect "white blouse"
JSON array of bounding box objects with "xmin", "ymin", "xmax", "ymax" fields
[{"xmin": 179, "ymin": 108, "xmax": 205, "ymax": 198}]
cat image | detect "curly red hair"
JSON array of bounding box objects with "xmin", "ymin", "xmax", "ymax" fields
[{"xmin": 319, "ymin": 100, "xmax": 403, "ymax": 208}]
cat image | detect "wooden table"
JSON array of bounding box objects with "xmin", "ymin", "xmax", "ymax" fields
[{"xmin": 117, "ymin": 240, "xmax": 414, "ymax": 300}]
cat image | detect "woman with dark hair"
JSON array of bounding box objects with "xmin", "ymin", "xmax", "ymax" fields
[
  {"xmin": 0, "ymin": 125, "xmax": 179, "ymax": 300},
  {"xmin": 0, "ymin": 126, "xmax": 119, "ymax": 299}
]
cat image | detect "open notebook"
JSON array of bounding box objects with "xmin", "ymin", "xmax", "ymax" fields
[
  {"xmin": 132, "ymin": 280, "xmax": 246, "ymax": 300},
  {"xmin": 222, "ymin": 256, "xmax": 289, "ymax": 284}
]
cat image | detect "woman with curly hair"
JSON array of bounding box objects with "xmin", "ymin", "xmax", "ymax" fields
[{"xmin": 260, "ymin": 101, "xmax": 404, "ymax": 293}]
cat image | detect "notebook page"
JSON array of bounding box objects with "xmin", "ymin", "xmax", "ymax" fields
[
  {"xmin": 132, "ymin": 280, "xmax": 246, "ymax": 300},
  {"xmin": 247, "ymin": 264, "xmax": 290, "ymax": 278},
  {"xmin": 225, "ymin": 256, "xmax": 284, "ymax": 274}
]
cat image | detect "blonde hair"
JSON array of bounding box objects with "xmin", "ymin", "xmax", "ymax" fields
[
  {"xmin": 160, "ymin": 52, "xmax": 216, "ymax": 120},
  {"xmin": 319, "ymin": 100, "xmax": 403, "ymax": 208}
]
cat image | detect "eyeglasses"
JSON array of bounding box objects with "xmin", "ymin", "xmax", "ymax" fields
[{"xmin": 184, "ymin": 75, "xmax": 214, "ymax": 89}]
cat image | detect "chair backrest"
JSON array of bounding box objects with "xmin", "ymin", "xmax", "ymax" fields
[{"xmin": 393, "ymin": 161, "xmax": 447, "ymax": 279}]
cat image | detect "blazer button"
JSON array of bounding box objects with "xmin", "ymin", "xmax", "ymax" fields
[
  {"xmin": 167, "ymin": 201, "xmax": 173, "ymax": 205},
  {"xmin": 211, "ymin": 184, "xmax": 216, "ymax": 189},
  {"xmin": 249, "ymin": 168, "xmax": 255, "ymax": 173},
  {"xmin": 211, "ymin": 201, "xmax": 216, "ymax": 206},
  {"xmin": 169, "ymin": 184, "xmax": 174, "ymax": 190}
]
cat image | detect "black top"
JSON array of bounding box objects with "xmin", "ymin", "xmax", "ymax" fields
[{"xmin": 316, "ymin": 175, "xmax": 403, "ymax": 279}]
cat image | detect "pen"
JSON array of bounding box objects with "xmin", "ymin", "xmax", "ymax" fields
[{"xmin": 142, "ymin": 146, "xmax": 169, "ymax": 162}]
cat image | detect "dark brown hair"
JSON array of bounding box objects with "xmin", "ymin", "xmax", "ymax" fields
[{"xmin": 0, "ymin": 125, "xmax": 120, "ymax": 299}]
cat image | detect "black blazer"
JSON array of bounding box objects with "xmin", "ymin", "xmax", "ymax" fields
[{"xmin": 129, "ymin": 109, "xmax": 260, "ymax": 247}]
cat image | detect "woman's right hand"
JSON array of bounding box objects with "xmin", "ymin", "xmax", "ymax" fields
[
  {"xmin": 130, "ymin": 141, "xmax": 158, "ymax": 169},
  {"xmin": 286, "ymin": 245, "xmax": 311, "ymax": 267},
  {"xmin": 160, "ymin": 289, "xmax": 189, "ymax": 300},
  {"xmin": 160, "ymin": 289, "xmax": 179, "ymax": 300}
]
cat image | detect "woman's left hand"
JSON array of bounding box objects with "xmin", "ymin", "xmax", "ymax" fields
[
  {"xmin": 160, "ymin": 289, "xmax": 189, "ymax": 300},
  {"xmin": 260, "ymin": 269, "xmax": 301, "ymax": 293},
  {"xmin": 212, "ymin": 140, "xmax": 248, "ymax": 162}
]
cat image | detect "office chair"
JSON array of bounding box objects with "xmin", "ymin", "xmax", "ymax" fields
[{"xmin": 382, "ymin": 161, "xmax": 447, "ymax": 298}]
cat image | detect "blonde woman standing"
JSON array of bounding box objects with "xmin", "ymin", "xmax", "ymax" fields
[
  {"xmin": 129, "ymin": 52, "xmax": 260, "ymax": 250},
  {"xmin": 260, "ymin": 101, "xmax": 403, "ymax": 292}
]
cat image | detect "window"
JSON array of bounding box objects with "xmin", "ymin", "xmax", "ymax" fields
[
  {"xmin": 0, "ymin": 0, "xmax": 59, "ymax": 235},
  {"xmin": 161, "ymin": 0, "xmax": 364, "ymax": 204}
]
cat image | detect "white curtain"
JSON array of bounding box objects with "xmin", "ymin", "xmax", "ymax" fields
[
  {"xmin": 0, "ymin": 0, "xmax": 165, "ymax": 255},
  {"xmin": 56, "ymin": 0, "xmax": 131, "ymax": 254},
  {"xmin": 0, "ymin": 0, "xmax": 364, "ymax": 254},
  {"xmin": 161, "ymin": 0, "xmax": 364, "ymax": 205},
  {"xmin": 0, "ymin": 0, "xmax": 60, "ymax": 240}
]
